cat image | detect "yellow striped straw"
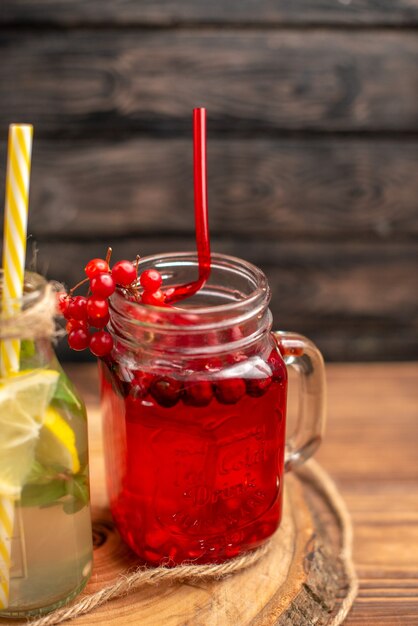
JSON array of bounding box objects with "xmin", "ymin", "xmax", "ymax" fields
[
  {"xmin": 0, "ymin": 124, "xmax": 33, "ymax": 609},
  {"xmin": 0, "ymin": 497, "xmax": 14, "ymax": 609},
  {"xmin": 1, "ymin": 124, "xmax": 33, "ymax": 372}
]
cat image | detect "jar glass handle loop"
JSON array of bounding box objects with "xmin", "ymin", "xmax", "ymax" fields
[{"xmin": 273, "ymin": 331, "xmax": 326, "ymax": 472}]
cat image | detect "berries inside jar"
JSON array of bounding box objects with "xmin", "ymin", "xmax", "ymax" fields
[{"xmin": 99, "ymin": 346, "xmax": 287, "ymax": 565}]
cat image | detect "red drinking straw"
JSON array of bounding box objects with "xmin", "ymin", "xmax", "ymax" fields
[{"xmin": 165, "ymin": 108, "xmax": 211, "ymax": 303}]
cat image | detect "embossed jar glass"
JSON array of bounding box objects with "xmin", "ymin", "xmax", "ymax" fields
[{"xmin": 99, "ymin": 253, "xmax": 326, "ymax": 565}]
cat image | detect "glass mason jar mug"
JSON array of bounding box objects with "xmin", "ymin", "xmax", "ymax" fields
[
  {"xmin": 0, "ymin": 271, "xmax": 93, "ymax": 618},
  {"xmin": 100, "ymin": 253, "xmax": 326, "ymax": 565}
]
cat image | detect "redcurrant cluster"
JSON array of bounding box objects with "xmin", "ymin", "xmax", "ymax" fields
[
  {"xmin": 59, "ymin": 252, "xmax": 167, "ymax": 357},
  {"xmin": 59, "ymin": 256, "xmax": 138, "ymax": 357}
]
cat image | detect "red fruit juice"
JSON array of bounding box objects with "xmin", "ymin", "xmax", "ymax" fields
[{"xmin": 99, "ymin": 350, "xmax": 287, "ymax": 565}]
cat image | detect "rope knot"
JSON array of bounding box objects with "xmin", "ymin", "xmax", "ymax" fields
[{"xmin": 0, "ymin": 276, "xmax": 62, "ymax": 342}]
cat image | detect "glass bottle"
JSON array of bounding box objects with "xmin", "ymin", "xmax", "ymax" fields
[
  {"xmin": 100, "ymin": 252, "xmax": 326, "ymax": 565},
  {"xmin": 0, "ymin": 271, "xmax": 93, "ymax": 617}
]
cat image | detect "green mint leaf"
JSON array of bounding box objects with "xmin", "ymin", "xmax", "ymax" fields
[
  {"xmin": 65, "ymin": 473, "xmax": 89, "ymax": 506},
  {"xmin": 25, "ymin": 460, "xmax": 59, "ymax": 485},
  {"xmin": 63, "ymin": 497, "xmax": 86, "ymax": 515},
  {"xmin": 52, "ymin": 373, "xmax": 85, "ymax": 418},
  {"xmin": 20, "ymin": 479, "xmax": 67, "ymax": 508}
]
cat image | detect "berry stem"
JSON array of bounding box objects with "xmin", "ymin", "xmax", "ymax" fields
[
  {"xmin": 105, "ymin": 247, "xmax": 113, "ymax": 265},
  {"xmin": 69, "ymin": 277, "xmax": 89, "ymax": 296}
]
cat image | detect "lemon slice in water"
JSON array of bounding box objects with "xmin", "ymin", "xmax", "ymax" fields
[
  {"xmin": 0, "ymin": 369, "xmax": 59, "ymax": 497},
  {"xmin": 36, "ymin": 407, "xmax": 80, "ymax": 474}
]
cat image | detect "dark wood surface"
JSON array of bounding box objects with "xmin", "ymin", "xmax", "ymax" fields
[
  {"xmin": 66, "ymin": 361, "xmax": 418, "ymax": 625},
  {"xmin": 2, "ymin": 0, "xmax": 418, "ymax": 26},
  {"xmin": 1, "ymin": 31, "xmax": 418, "ymax": 136},
  {"xmin": 0, "ymin": 4, "xmax": 417, "ymax": 362},
  {"xmin": 1, "ymin": 139, "xmax": 417, "ymax": 239}
]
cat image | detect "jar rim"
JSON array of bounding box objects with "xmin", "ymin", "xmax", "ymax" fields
[{"xmin": 110, "ymin": 252, "xmax": 270, "ymax": 331}]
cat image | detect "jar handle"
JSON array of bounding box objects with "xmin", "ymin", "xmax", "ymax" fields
[{"xmin": 272, "ymin": 331, "xmax": 326, "ymax": 472}]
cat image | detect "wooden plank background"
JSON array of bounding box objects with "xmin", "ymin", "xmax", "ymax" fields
[
  {"xmin": 0, "ymin": 2, "xmax": 417, "ymax": 362},
  {"xmin": 1, "ymin": 31, "xmax": 418, "ymax": 135},
  {"xmin": 2, "ymin": 0, "xmax": 418, "ymax": 26}
]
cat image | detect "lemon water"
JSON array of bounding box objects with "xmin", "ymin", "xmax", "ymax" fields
[
  {"xmin": 0, "ymin": 366, "xmax": 93, "ymax": 617},
  {"xmin": 9, "ymin": 503, "xmax": 92, "ymax": 616}
]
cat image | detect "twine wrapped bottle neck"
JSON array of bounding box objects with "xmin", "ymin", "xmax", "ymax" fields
[{"xmin": 0, "ymin": 271, "xmax": 59, "ymax": 342}]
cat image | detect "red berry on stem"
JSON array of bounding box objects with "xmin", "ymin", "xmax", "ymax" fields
[
  {"xmin": 215, "ymin": 378, "xmax": 246, "ymax": 404},
  {"xmin": 68, "ymin": 328, "xmax": 90, "ymax": 351},
  {"xmin": 140, "ymin": 269, "xmax": 162, "ymax": 292},
  {"xmin": 87, "ymin": 313, "xmax": 109, "ymax": 329},
  {"xmin": 57, "ymin": 292, "xmax": 69, "ymax": 316},
  {"xmin": 66, "ymin": 319, "xmax": 88, "ymax": 333},
  {"xmin": 85, "ymin": 258, "xmax": 109, "ymax": 279},
  {"xmin": 67, "ymin": 296, "xmax": 88, "ymax": 321},
  {"xmin": 90, "ymin": 273, "xmax": 115, "ymax": 298},
  {"xmin": 90, "ymin": 331, "xmax": 113, "ymax": 357},
  {"xmin": 87, "ymin": 296, "xmax": 109, "ymax": 321},
  {"xmin": 141, "ymin": 290, "xmax": 166, "ymax": 306},
  {"xmin": 112, "ymin": 260, "xmax": 136, "ymax": 286}
]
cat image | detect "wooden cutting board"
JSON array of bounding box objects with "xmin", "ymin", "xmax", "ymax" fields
[
  {"xmin": 1, "ymin": 397, "xmax": 351, "ymax": 626},
  {"xmin": 60, "ymin": 469, "xmax": 348, "ymax": 626}
]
